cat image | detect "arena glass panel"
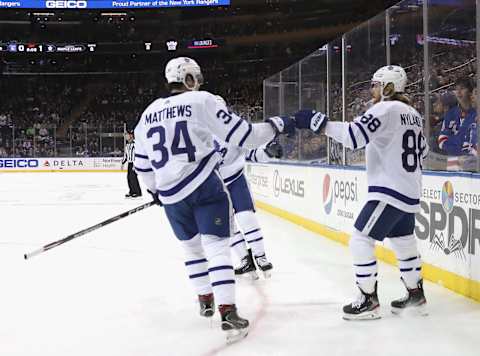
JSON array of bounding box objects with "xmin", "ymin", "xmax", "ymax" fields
[
  {"xmin": 263, "ymin": 72, "xmax": 281, "ymax": 120},
  {"xmin": 298, "ymin": 48, "xmax": 328, "ymax": 163},
  {"xmin": 344, "ymin": 11, "xmax": 387, "ymax": 167},
  {"xmin": 427, "ymin": 0, "xmax": 477, "ymax": 172},
  {"xmin": 278, "ymin": 63, "xmax": 301, "ymax": 161},
  {"xmin": 328, "ymin": 38, "xmax": 344, "ymax": 165}
]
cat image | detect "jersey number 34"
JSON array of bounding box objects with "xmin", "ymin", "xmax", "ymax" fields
[{"xmin": 147, "ymin": 121, "xmax": 197, "ymax": 169}]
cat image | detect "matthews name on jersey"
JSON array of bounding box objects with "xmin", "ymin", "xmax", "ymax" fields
[
  {"xmin": 325, "ymin": 100, "xmax": 428, "ymax": 213},
  {"xmin": 134, "ymin": 91, "xmax": 276, "ymax": 204}
]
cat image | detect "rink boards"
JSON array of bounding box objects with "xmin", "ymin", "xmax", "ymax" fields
[{"xmin": 245, "ymin": 162, "xmax": 480, "ymax": 302}]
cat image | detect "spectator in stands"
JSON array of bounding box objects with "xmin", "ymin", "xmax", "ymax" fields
[
  {"xmin": 430, "ymin": 92, "xmax": 457, "ymax": 153},
  {"xmin": 437, "ymin": 77, "xmax": 477, "ymax": 157}
]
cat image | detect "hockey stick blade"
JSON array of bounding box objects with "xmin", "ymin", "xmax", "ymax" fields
[{"xmin": 24, "ymin": 201, "xmax": 156, "ymax": 260}]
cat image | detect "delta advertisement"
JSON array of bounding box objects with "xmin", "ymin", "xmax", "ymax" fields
[
  {"xmin": 245, "ymin": 163, "xmax": 480, "ymax": 287},
  {"xmin": 0, "ymin": 157, "xmax": 123, "ymax": 171}
]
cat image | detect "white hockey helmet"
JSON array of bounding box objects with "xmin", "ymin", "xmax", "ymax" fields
[
  {"xmin": 371, "ymin": 65, "xmax": 407, "ymax": 99},
  {"xmin": 165, "ymin": 57, "xmax": 204, "ymax": 91}
]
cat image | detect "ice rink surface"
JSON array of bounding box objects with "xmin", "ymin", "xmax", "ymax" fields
[{"xmin": 0, "ymin": 172, "xmax": 478, "ymax": 356}]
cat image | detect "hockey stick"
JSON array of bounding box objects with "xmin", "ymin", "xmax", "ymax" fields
[{"xmin": 24, "ymin": 201, "xmax": 156, "ymax": 260}]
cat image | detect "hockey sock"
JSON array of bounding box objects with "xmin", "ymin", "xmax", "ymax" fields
[
  {"xmin": 230, "ymin": 230, "xmax": 249, "ymax": 260},
  {"xmin": 350, "ymin": 230, "xmax": 377, "ymax": 294},
  {"xmin": 181, "ymin": 234, "xmax": 212, "ymax": 296},
  {"xmin": 235, "ymin": 210, "xmax": 267, "ymax": 259},
  {"xmin": 389, "ymin": 234, "xmax": 422, "ymax": 289},
  {"xmin": 202, "ymin": 234, "xmax": 235, "ymax": 305}
]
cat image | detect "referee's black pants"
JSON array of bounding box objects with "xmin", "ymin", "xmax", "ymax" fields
[{"xmin": 127, "ymin": 163, "xmax": 142, "ymax": 196}]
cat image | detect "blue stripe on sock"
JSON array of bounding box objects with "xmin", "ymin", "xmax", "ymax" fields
[
  {"xmin": 245, "ymin": 228, "xmax": 261, "ymax": 236},
  {"xmin": 354, "ymin": 261, "xmax": 377, "ymax": 267},
  {"xmin": 185, "ymin": 258, "xmax": 207, "ymax": 266},
  {"xmin": 247, "ymin": 237, "xmax": 263, "ymax": 244},
  {"xmin": 230, "ymin": 239, "xmax": 245, "ymax": 248},
  {"xmin": 189, "ymin": 272, "xmax": 209, "ymax": 279},
  {"xmin": 208, "ymin": 265, "xmax": 233, "ymax": 273},
  {"xmin": 399, "ymin": 256, "xmax": 418, "ymax": 262},
  {"xmin": 400, "ymin": 267, "xmax": 414, "ymax": 272},
  {"xmin": 212, "ymin": 280, "xmax": 235, "ymax": 287},
  {"xmin": 356, "ymin": 273, "xmax": 372, "ymax": 278}
]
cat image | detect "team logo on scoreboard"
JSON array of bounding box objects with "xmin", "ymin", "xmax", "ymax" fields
[
  {"xmin": 322, "ymin": 174, "xmax": 333, "ymax": 215},
  {"xmin": 166, "ymin": 41, "xmax": 178, "ymax": 51}
]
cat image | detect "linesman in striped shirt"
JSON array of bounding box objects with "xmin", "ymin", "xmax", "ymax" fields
[{"xmin": 121, "ymin": 130, "xmax": 142, "ymax": 198}]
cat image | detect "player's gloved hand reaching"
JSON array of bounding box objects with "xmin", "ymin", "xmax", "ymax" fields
[
  {"xmin": 266, "ymin": 116, "xmax": 295, "ymax": 137},
  {"xmin": 147, "ymin": 189, "xmax": 162, "ymax": 206},
  {"xmin": 264, "ymin": 141, "xmax": 283, "ymax": 159},
  {"xmin": 462, "ymin": 142, "xmax": 478, "ymax": 156},
  {"xmin": 294, "ymin": 109, "xmax": 329, "ymax": 134}
]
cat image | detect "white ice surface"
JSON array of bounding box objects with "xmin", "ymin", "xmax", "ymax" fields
[{"xmin": 0, "ymin": 173, "xmax": 478, "ymax": 356}]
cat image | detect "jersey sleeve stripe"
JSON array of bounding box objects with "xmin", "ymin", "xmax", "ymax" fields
[
  {"xmin": 238, "ymin": 123, "xmax": 253, "ymax": 147},
  {"xmin": 223, "ymin": 168, "xmax": 244, "ymax": 184},
  {"xmin": 135, "ymin": 166, "xmax": 153, "ymax": 172},
  {"xmin": 354, "ymin": 122, "xmax": 370, "ymax": 144},
  {"xmin": 157, "ymin": 150, "xmax": 217, "ymax": 198},
  {"xmin": 225, "ymin": 120, "xmax": 243, "ymax": 143},
  {"xmin": 368, "ymin": 186, "xmax": 420, "ymax": 205},
  {"xmin": 135, "ymin": 153, "xmax": 149, "ymax": 159},
  {"xmin": 348, "ymin": 124, "xmax": 358, "ymax": 150}
]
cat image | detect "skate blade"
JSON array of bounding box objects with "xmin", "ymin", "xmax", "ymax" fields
[
  {"xmin": 343, "ymin": 309, "xmax": 381, "ymax": 321},
  {"xmin": 226, "ymin": 328, "xmax": 249, "ymax": 344},
  {"xmin": 391, "ymin": 303, "xmax": 428, "ymax": 317}
]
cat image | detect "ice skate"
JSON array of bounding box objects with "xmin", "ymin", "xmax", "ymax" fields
[
  {"xmin": 343, "ymin": 282, "xmax": 380, "ymax": 320},
  {"xmin": 235, "ymin": 250, "xmax": 259, "ymax": 280},
  {"xmin": 219, "ymin": 304, "xmax": 249, "ymax": 344},
  {"xmin": 198, "ymin": 293, "xmax": 214, "ymax": 317},
  {"xmin": 391, "ymin": 278, "xmax": 427, "ymax": 316},
  {"xmin": 254, "ymin": 253, "xmax": 273, "ymax": 278}
]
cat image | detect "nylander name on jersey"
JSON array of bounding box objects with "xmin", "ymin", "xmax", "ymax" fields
[
  {"xmin": 400, "ymin": 113, "xmax": 422, "ymax": 127},
  {"xmin": 144, "ymin": 105, "xmax": 192, "ymax": 124}
]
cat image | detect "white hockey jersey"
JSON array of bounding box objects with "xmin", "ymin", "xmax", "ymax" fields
[
  {"xmin": 215, "ymin": 141, "xmax": 273, "ymax": 185},
  {"xmin": 325, "ymin": 100, "xmax": 428, "ymax": 213},
  {"xmin": 134, "ymin": 91, "xmax": 276, "ymax": 204}
]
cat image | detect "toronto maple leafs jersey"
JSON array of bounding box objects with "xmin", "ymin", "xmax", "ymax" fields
[
  {"xmin": 215, "ymin": 141, "xmax": 273, "ymax": 185},
  {"xmin": 325, "ymin": 100, "xmax": 427, "ymax": 213},
  {"xmin": 134, "ymin": 91, "xmax": 276, "ymax": 204}
]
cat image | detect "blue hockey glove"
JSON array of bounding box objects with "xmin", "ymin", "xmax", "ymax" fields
[
  {"xmin": 294, "ymin": 109, "xmax": 328, "ymax": 133},
  {"xmin": 264, "ymin": 141, "xmax": 284, "ymax": 159},
  {"xmin": 266, "ymin": 116, "xmax": 295, "ymax": 137},
  {"xmin": 147, "ymin": 189, "xmax": 162, "ymax": 206}
]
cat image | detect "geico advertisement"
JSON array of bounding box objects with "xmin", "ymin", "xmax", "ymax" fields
[
  {"xmin": 0, "ymin": 157, "xmax": 122, "ymax": 171},
  {"xmin": 415, "ymin": 174, "xmax": 480, "ymax": 280},
  {"xmin": 0, "ymin": 158, "xmax": 40, "ymax": 169}
]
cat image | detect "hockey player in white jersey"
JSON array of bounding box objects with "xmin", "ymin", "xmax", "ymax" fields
[
  {"xmin": 133, "ymin": 57, "xmax": 295, "ymax": 342},
  {"xmin": 213, "ymin": 96, "xmax": 281, "ymax": 279},
  {"xmin": 294, "ymin": 65, "xmax": 428, "ymax": 320},
  {"xmin": 217, "ymin": 138, "xmax": 282, "ymax": 279}
]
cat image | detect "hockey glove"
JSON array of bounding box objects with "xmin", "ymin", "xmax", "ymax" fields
[
  {"xmin": 147, "ymin": 189, "xmax": 162, "ymax": 206},
  {"xmin": 266, "ymin": 116, "xmax": 295, "ymax": 137},
  {"xmin": 294, "ymin": 109, "xmax": 328, "ymax": 133},
  {"xmin": 264, "ymin": 141, "xmax": 284, "ymax": 159}
]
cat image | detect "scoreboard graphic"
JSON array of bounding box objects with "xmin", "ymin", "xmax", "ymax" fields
[{"xmin": 0, "ymin": 0, "xmax": 230, "ymax": 9}]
